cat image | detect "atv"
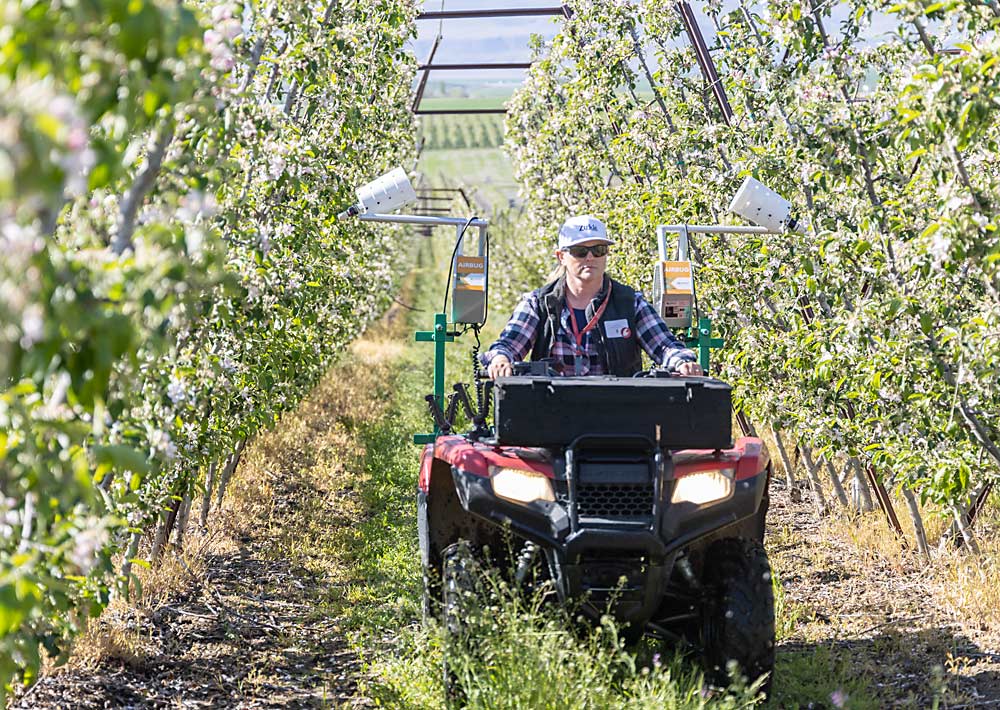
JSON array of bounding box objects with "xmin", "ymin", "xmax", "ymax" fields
[{"xmin": 417, "ymin": 362, "xmax": 775, "ymax": 694}]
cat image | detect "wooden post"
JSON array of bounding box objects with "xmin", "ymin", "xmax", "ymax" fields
[{"xmin": 865, "ymin": 464, "xmax": 906, "ymax": 538}]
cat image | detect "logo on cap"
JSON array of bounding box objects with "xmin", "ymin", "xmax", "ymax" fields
[{"xmin": 558, "ymin": 214, "xmax": 613, "ymax": 249}]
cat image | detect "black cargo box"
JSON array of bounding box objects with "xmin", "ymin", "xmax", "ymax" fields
[{"xmin": 492, "ymin": 376, "xmax": 732, "ymax": 449}]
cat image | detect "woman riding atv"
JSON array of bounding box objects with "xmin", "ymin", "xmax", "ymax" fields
[{"xmin": 483, "ymin": 215, "xmax": 704, "ymax": 379}]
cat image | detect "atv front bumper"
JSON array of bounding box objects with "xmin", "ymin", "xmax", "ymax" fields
[
  {"xmin": 419, "ymin": 435, "xmax": 769, "ymax": 628},
  {"xmin": 450, "ymin": 464, "xmax": 767, "ymax": 559}
]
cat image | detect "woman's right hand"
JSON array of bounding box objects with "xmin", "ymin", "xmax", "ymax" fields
[{"xmin": 487, "ymin": 354, "xmax": 513, "ymax": 379}]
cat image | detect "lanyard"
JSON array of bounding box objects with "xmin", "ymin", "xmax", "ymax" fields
[{"xmin": 568, "ymin": 287, "xmax": 612, "ymax": 352}]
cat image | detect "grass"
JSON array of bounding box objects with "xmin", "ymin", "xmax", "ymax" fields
[
  {"xmin": 770, "ymin": 646, "xmax": 879, "ymax": 709},
  {"xmin": 418, "ymin": 97, "xmax": 509, "ymax": 111}
]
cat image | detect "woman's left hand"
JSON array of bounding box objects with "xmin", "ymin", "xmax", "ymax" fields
[{"xmin": 676, "ymin": 362, "xmax": 704, "ymax": 376}]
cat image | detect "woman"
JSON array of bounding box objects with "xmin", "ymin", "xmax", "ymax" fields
[{"xmin": 483, "ymin": 215, "xmax": 703, "ymax": 379}]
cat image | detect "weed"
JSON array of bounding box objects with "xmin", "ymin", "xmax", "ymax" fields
[
  {"xmin": 771, "ymin": 568, "xmax": 804, "ymax": 642},
  {"xmin": 70, "ymin": 602, "xmax": 157, "ymax": 670},
  {"xmin": 769, "ymin": 645, "xmax": 878, "ymax": 709}
]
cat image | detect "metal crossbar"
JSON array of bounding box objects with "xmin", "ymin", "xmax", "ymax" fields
[
  {"xmin": 676, "ymin": 1, "xmax": 734, "ymax": 126},
  {"xmin": 418, "ymin": 6, "xmax": 569, "ymax": 20},
  {"xmin": 418, "ymin": 62, "xmax": 533, "ymax": 70},
  {"xmin": 415, "ymin": 108, "xmax": 506, "ymax": 115},
  {"xmin": 411, "ymin": 5, "xmax": 570, "ymax": 115}
]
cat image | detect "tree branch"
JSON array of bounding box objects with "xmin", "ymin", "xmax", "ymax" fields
[{"xmin": 114, "ymin": 122, "xmax": 174, "ymax": 255}]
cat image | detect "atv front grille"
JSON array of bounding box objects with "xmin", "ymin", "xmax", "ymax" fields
[{"xmin": 560, "ymin": 483, "xmax": 655, "ymax": 520}]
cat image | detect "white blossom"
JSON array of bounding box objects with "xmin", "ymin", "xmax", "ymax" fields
[
  {"xmin": 167, "ymin": 377, "xmax": 188, "ymax": 405},
  {"xmin": 19, "ymin": 304, "xmax": 44, "ymax": 348},
  {"xmin": 68, "ymin": 521, "xmax": 108, "ymax": 573}
]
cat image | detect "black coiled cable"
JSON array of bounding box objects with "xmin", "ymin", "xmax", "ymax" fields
[{"xmin": 471, "ymin": 325, "xmax": 486, "ymax": 418}]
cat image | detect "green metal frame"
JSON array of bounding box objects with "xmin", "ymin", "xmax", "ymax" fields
[
  {"xmin": 691, "ymin": 317, "xmax": 724, "ymax": 372},
  {"xmin": 414, "ymin": 311, "xmax": 453, "ymax": 445}
]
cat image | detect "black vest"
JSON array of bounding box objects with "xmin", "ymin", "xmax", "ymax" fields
[{"xmin": 530, "ymin": 275, "xmax": 642, "ymax": 377}]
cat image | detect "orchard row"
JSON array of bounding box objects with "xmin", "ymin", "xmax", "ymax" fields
[{"xmin": 0, "ymin": 0, "xmax": 416, "ymax": 696}]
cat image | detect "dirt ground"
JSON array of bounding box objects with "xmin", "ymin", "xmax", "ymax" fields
[
  {"xmin": 767, "ymin": 476, "xmax": 1000, "ymax": 708},
  {"xmin": 12, "ymin": 305, "xmax": 410, "ymax": 710},
  {"xmin": 12, "ymin": 472, "xmax": 374, "ymax": 709}
]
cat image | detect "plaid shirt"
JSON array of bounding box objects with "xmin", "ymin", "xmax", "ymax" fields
[{"xmin": 483, "ymin": 285, "xmax": 696, "ymax": 376}]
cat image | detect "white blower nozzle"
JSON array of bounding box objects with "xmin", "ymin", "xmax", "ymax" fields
[
  {"xmin": 728, "ymin": 176, "xmax": 797, "ymax": 233},
  {"xmin": 338, "ymin": 167, "xmax": 417, "ymax": 220}
]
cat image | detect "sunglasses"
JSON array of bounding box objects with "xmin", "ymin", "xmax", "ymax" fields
[{"xmin": 563, "ymin": 244, "xmax": 610, "ymax": 258}]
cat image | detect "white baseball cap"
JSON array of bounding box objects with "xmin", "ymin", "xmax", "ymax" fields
[{"xmin": 558, "ymin": 215, "xmax": 614, "ymax": 250}]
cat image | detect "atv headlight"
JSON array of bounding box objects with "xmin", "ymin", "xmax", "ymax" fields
[
  {"xmin": 490, "ymin": 466, "xmax": 555, "ymax": 505},
  {"xmin": 671, "ymin": 468, "xmax": 734, "ymax": 506}
]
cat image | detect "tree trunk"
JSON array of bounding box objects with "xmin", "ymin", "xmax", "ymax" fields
[
  {"xmin": 941, "ymin": 483, "xmax": 992, "ymax": 551},
  {"xmin": 901, "ymin": 487, "xmax": 930, "ymax": 560},
  {"xmin": 821, "ymin": 454, "xmax": 850, "ymax": 509},
  {"xmin": 18, "ymin": 492, "xmax": 36, "ymax": 553},
  {"xmin": 114, "ymin": 122, "xmax": 175, "ymax": 254},
  {"xmin": 174, "ymin": 494, "xmax": 192, "ymax": 550},
  {"xmin": 216, "ymin": 438, "xmax": 248, "ymax": 508},
  {"xmin": 200, "ymin": 460, "xmax": 218, "ymax": 530},
  {"xmin": 151, "ymin": 495, "xmax": 182, "ymax": 563},
  {"xmin": 952, "ymin": 504, "xmax": 982, "ymax": 555},
  {"xmin": 120, "ymin": 531, "xmax": 143, "ymax": 594},
  {"xmin": 799, "ymin": 446, "xmax": 829, "ymax": 517},
  {"xmin": 770, "ymin": 426, "xmax": 800, "ymax": 502},
  {"xmin": 849, "ymin": 457, "xmax": 875, "ymax": 513}
]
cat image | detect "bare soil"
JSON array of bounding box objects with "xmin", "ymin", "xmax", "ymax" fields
[{"xmin": 767, "ymin": 476, "xmax": 1000, "ymax": 708}]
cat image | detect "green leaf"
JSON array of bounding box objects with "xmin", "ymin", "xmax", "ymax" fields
[
  {"xmin": 919, "ymin": 312, "xmax": 933, "ymax": 335},
  {"xmin": 93, "ymin": 445, "xmax": 151, "ymax": 475}
]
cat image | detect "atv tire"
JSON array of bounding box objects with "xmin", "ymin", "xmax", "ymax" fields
[
  {"xmin": 442, "ymin": 541, "xmax": 478, "ymax": 708},
  {"xmin": 701, "ymin": 537, "xmax": 775, "ymax": 696}
]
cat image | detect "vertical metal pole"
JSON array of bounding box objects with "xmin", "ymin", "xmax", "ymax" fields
[
  {"xmin": 698, "ymin": 318, "xmax": 712, "ymax": 371},
  {"xmin": 433, "ymin": 312, "xmax": 448, "ymax": 427},
  {"xmin": 656, "ymin": 225, "xmax": 669, "ymax": 262},
  {"xmin": 450, "ymin": 224, "xmax": 463, "ymax": 325},
  {"xmin": 479, "ymin": 225, "xmax": 489, "ymax": 320},
  {"xmin": 678, "ymin": 224, "xmax": 690, "ymax": 261}
]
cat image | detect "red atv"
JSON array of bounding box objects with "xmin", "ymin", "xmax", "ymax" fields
[{"xmin": 417, "ymin": 364, "xmax": 774, "ymax": 692}]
